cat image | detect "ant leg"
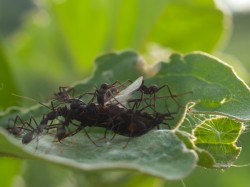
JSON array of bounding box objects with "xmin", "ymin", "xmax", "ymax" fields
[
  {"xmin": 66, "ymin": 122, "xmax": 85, "ymax": 137},
  {"xmin": 67, "ymin": 122, "xmax": 100, "ymax": 147},
  {"xmin": 96, "ymin": 127, "xmax": 109, "ymax": 142},
  {"xmin": 110, "ymin": 79, "xmax": 132, "ymax": 90},
  {"xmin": 21, "ymin": 117, "xmax": 39, "ymax": 144},
  {"xmin": 108, "ymin": 93, "xmax": 128, "ymax": 109},
  {"xmin": 63, "ymin": 86, "xmax": 75, "ymax": 98},
  {"xmin": 77, "ymin": 91, "xmax": 95, "ymax": 104},
  {"xmin": 109, "ymin": 121, "xmax": 122, "ymax": 142},
  {"xmin": 123, "ymin": 138, "xmax": 132, "ymax": 149},
  {"xmin": 28, "ymin": 117, "xmax": 39, "ymax": 129},
  {"xmin": 28, "ymin": 116, "xmax": 41, "ymax": 142},
  {"xmin": 161, "ymin": 122, "xmax": 171, "ymax": 129},
  {"xmin": 162, "ymin": 84, "xmax": 186, "ymax": 108},
  {"xmin": 82, "ymin": 127, "xmax": 101, "ymax": 147},
  {"xmin": 7, "ymin": 115, "xmax": 29, "ymax": 135},
  {"xmin": 55, "ymin": 86, "xmax": 75, "ymax": 101},
  {"xmin": 138, "ymin": 103, "xmax": 155, "ymax": 113},
  {"xmin": 110, "ymin": 132, "xmax": 117, "ymax": 141}
]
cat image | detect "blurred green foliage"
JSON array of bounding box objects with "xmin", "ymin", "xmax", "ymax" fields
[
  {"xmin": 1, "ymin": 0, "xmax": 224, "ymax": 104},
  {"xmin": 0, "ymin": 44, "xmax": 20, "ymax": 109},
  {"xmin": 0, "ymin": 0, "xmax": 250, "ymax": 187}
]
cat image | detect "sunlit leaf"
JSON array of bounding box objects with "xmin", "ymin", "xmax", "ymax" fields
[
  {"xmin": 193, "ymin": 117, "xmax": 243, "ymax": 168},
  {"xmin": 155, "ymin": 52, "xmax": 250, "ymax": 121},
  {"xmin": 175, "ymin": 130, "xmax": 215, "ymax": 168}
]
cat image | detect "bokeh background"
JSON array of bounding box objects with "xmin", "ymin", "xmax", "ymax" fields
[{"xmin": 0, "ymin": 0, "xmax": 250, "ymax": 186}]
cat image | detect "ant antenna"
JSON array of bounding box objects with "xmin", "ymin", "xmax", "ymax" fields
[{"xmin": 12, "ymin": 93, "xmax": 52, "ymax": 110}]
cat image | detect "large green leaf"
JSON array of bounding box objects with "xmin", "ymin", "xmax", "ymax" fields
[
  {"xmin": 0, "ymin": 129, "xmax": 197, "ymax": 180},
  {"xmin": 0, "ymin": 51, "xmax": 248, "ymax": 179},
  {"xmin": 155, "ymin": 52, "xmax": 250, "ymax": 121},
  {"xmin": 49, "ymin": 0, "xmax": 225, "ymax": 72}
]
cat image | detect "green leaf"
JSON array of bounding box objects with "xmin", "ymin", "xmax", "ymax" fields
[
  {"xmin": 193, "ymin": 117, "xmax": 243, "ymax": 168},
  {"xmin": 148, "ymin": 0, "xmax": 225, "ymax": 52},
  {"xmin": 0, "ymin": 157, "xmax": 22, "ymax": 187},
  {"xmin": 49, "ymin": 0, "xmax": 224, "ymax": 72},
  {"xmin": 0, "ymin": 50, "xmax": 249, "ymax": 179},
  {"xmin": 0, "ymin": 129, "xmax": 197, "ymax": 180},
  {"xmin": 72, "ymin": 51, "xmax": 144, "ymax": 94},
  {"xmin": 175, "ymin": 130, "xmax": 215, "ymax": 168},
  {"xmin": 0, "ymin": 42, "xmax": 21, "ymax": 110},
  {"xmin": 155, "ymin": 52, "xmax": 250, "ymax": 121}
]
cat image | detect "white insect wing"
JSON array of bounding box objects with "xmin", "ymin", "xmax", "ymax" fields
[{"xmin": 105, "ymin": 76, "xmax": 143, "ymax": 106}]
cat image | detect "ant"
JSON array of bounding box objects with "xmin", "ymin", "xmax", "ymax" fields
[
  {"xmin": 51, "ymin": 78, "xmax": 179, "ymax": 144},
  {"xmin": 7, "ymin": 116, "xmax": 27, "ymax": 137},
  {"xmin": 105, "ymin": 99, "xmax": 168, "ymax": 138},
  {"xmin": 90, "ymin": 79, "xmax": 131, "ymax": 106},
  {"xmin": 8, "ymin": 115, "xmax": 47, "ymax": 144},
  {"xmin": 138, "ymin": 80, "xmax": 177, "ymax": 109},
  {"xmin": 32, "ymin": 98, "xmax": 102, "ymax": 143},
  {"xmin": 54, "ymin": 86, "xmax": 74, "ymax": 102},
  {"xmin": 8, "ymin": 76, "xmax": 189, "ymax": 148}
]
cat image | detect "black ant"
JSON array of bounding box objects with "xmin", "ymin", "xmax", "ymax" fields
[
  {"xmin": 54, "ymin": 86, "xmax": 74, "ymax": 102},
  {"xmin": 49, "ymin": 79, "xmax": 178, "ymax": 143},
  {"xmin": 88, "ymin": 79, "xmax": 134, "ymax": 106},
  {"xmin": 8, "ymin": 76, "xmax": 189, "ymax": 148},
  {"xmin": 7, "ymin": 116, "xmax": 27, "ymax": 137},
  {"xmin": 138, "ymin": 80, "xmax": 176, "ymax": 108},
  {"xmin": 8, "ymin": 116, "xmax": 44, "ymax": 144}
]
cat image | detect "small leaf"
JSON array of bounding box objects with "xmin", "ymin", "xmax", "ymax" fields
[
  {"xmin": 0, "ymin": 129, "xmax": 197, "ymax": 180},
  {"xmin": 193, "ymin": 117, "xmax": 243, "ymax": 168},
  {"xmin": 175, "ymin": 130, "xmax": 215, "ymax": 168}
]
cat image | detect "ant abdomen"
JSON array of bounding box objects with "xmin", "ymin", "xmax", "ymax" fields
[{"xmin": 22, "ymin": 131, "xmax": 34, "ymax": 144}]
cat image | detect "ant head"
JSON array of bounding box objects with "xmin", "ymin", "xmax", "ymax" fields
[
  {"xmin": 149, "ymin": 85, "xmax": 159, "ymax": 92},
  {"xmin": 100, "ymin": 83, "xmax": 109, "ymax": 90},
  {"xmin": 70, "ymin": 99, "xmax": 84, "ymax": 109},
  {"xmin": 7, "ymin": 126, "xmax": 22, "ymax": 136},
  {"xmin": 55, "ymin": 92, "xmax": 68, "ymax": 100}
]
